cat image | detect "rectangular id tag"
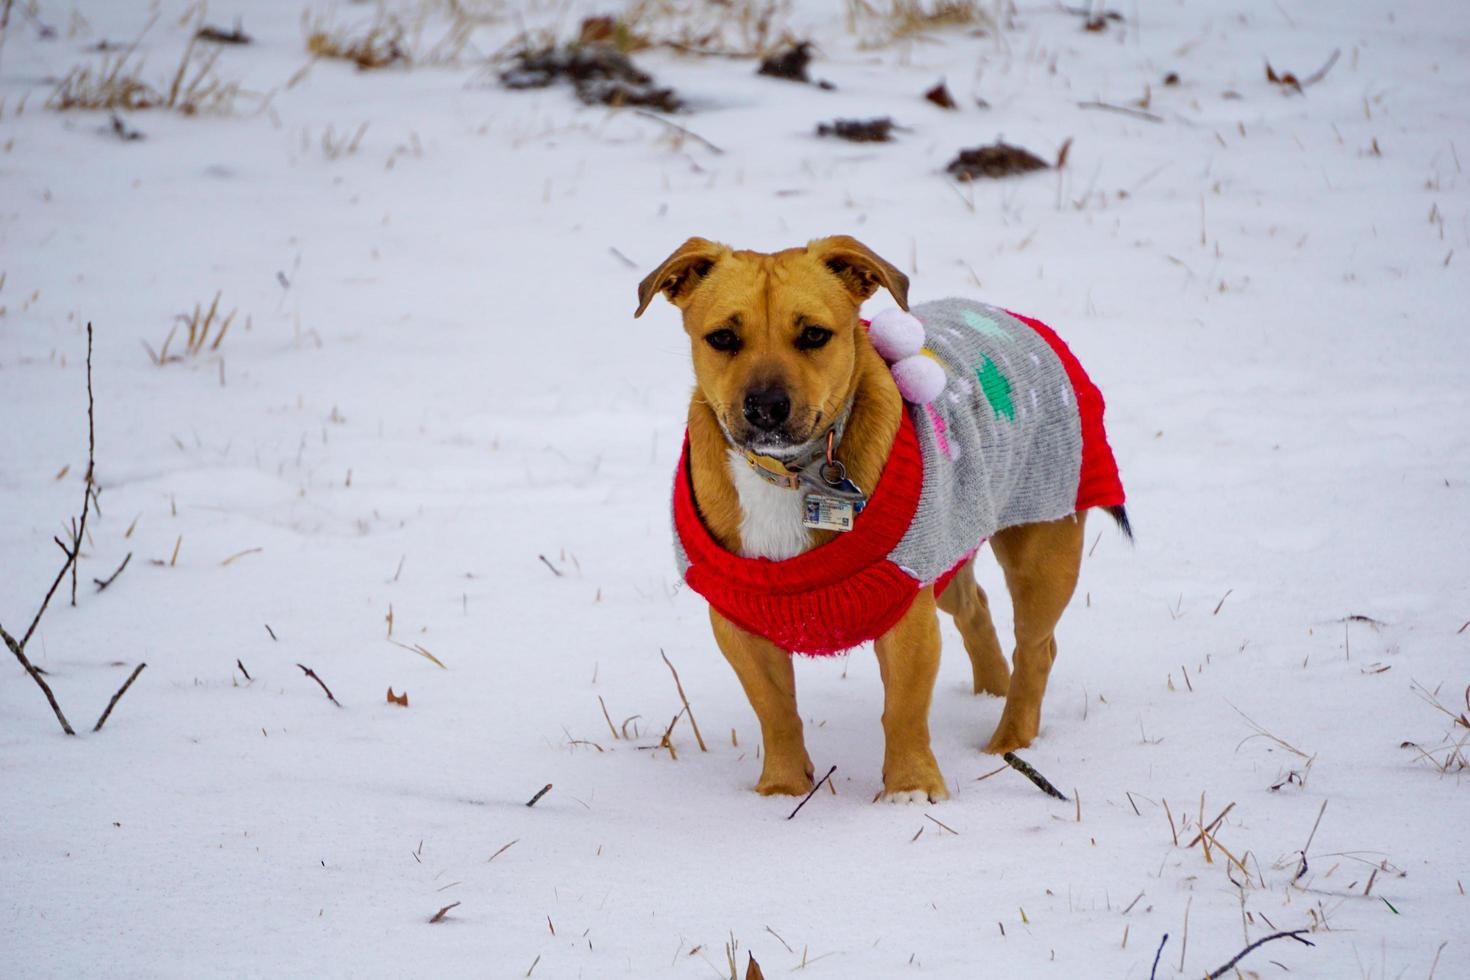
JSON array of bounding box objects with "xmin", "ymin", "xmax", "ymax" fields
[{"xmin": 803, "ymin": 494, "xmax": 856, "ymax": 532}]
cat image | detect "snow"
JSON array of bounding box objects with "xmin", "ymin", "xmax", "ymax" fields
[{"xmin": 2, "ymin": 0, "xmax": 1467, "ymax": 976}]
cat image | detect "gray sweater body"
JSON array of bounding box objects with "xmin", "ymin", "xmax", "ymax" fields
[{"xmin": 887, "ymin": 298, "xmax": 1082, "ymax": 582}]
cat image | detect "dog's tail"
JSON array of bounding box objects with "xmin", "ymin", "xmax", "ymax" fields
[{"xmin": 1104, "ymin": 504, "xmax": 1134, "ymax": 543}]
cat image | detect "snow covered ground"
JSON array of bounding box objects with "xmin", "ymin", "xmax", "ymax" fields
[{"xmin": 2, "ymin": 1, "xmax": 1467, "ymax": 976}]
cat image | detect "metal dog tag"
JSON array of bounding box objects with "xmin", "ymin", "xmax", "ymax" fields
[{"xmin": 803, "ymin": 494, "xmax": 857, "ymax": 532}]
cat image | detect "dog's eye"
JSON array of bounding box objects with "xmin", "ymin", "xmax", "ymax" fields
[
  {"xmin": 704, "ymin": 329, "xmax": 741, "ymax": 353},
  {"xmin": 796, "ymin": 325, "xmax": 832, "ymax": 350}
]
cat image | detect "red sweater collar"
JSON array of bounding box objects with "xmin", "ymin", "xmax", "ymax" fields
[{"xmin": 673, "ymin": 411, "xmax": 924, "ymax": 591}]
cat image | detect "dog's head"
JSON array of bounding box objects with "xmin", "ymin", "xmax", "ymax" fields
[{"xmin": 635, "ymin": 236, "xmax": 908, "ymax": 457}]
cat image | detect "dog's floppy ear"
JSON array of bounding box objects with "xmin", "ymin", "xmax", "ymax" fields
[
  {"xmin": 807, "ymin": 235, "xmax": 910, "ymax": 311},
  {"xmin": 634, "ymin": 237, "xmax": 729, "ymax": 318}
]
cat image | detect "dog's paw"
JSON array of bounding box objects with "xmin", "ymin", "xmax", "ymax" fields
[
  {"xmin": 972, "ymin": 675, "xmax": 1010, "ymax": 698},
  {"xmin": 983, "ymin": 725, "xmax": 1036, "ymax": 755},
  {"xmin": 880, "ymin": 756, "xmax": 950, "ymax": 804},
  {"xmin": 755, "ymin": 755, "xmax": 815, "ymax": 797},
  {"xmin": 756, "ymin": 774, "xmax": 814, "ymax": 797},
  {"xmin": 984, "ymin": 706, "xmax": 1040, "ymax": 755},
  {"xmin": 881, "ymin": 788, "xmax": 932, "ymax": 804}
]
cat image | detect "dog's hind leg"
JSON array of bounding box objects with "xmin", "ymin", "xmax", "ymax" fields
[
  {"xmin": 983, "ymin": 512, "xmax": 1086, "ymax": 755},
  {"xmin": 936, "ymin": 557, "xmax": 1009, "ymax": 697},
  {"xmin": 710, "ymin": 608, "xmax": 814, "ymax": 796}
]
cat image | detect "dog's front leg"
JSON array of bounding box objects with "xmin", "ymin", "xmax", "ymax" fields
[
  {"xmin": 873, "ymin": 589, "xmax": 949, "ymax": 802},
  {"xmin": 710, "ymin": 608, "xmax": 814, "ymax": 796}
]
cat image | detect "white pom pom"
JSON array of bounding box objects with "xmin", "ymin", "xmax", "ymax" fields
[
  {"xmin": 891, "ymin": 354, "xmax": 947, "ymax": 404},
  {"xmin": 868, "ymin": 309, "xmax": 925, "ymax": 363}
]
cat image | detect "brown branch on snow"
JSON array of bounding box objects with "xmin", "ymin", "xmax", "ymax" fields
[
  {"xmin": 93, "ymin": 662, "xmax": 147, "ymax": 732},
  {"xmin": 1148, "ymin": 933, "xmax": 1168, "ymax": 980},
  {"xmin": 93, "ymin": 552, "xmax": 132, "ymax": 591},
  {"xmin": 1203, "ymin": 929, "xmax": 1314, "ymax": 979},
  {"xmin": 69, "ymin": 322, "xmax": 97, "ymax": 607},
  {"xmin": 0, "ymin": 622, "xmax": 77, "ymax": 735},
  {"xmin": 660, "ymin": 649, "xmax": 707, "ymax": 752},
  {"xmin": 525, "ymin": 783, "xmax": 552, "ymax": 807},
  {"xmin": 597, "ymin": 695, "xmax": 619, "ymax": 740},
  {"xmin": 1002, "ymin": 752, "xmax": 1070, "ymax": 801},
  {"xmin": 1, "ymin": 324, "xmax": 99, "ymax": 736},
  {"xmin": 296, "ymin": 663, "xmax": 341, "ymax": 706},
  {"xmin": 787, "ymin": 765, "xmax": 837, "ymax": 820}
]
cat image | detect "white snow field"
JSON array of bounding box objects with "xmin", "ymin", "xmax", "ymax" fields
[{"xmin": 2, "ymin": 0, "xmax": 1467, "ymax": 976}]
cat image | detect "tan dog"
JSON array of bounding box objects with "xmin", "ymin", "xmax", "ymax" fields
[{"xmin": 636, "ymin": 236, "xmax": 1124, "ymax": 802}]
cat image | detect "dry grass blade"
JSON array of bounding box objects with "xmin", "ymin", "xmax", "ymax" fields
[
  {"xmin": 924, "ymin": 812, "xmax": 959, "ymax": 835},
  {"xmin": 660, "ymin": 649, "xmax": 706, "ymax": 751},
  {"xmin": 845, "ymin": 0, "xmax": 992, "ymax": 46},
  {"xmin": 428, "ymin": 901, "xmax": 460, "ymax": 923},
  {"xmin": 151, "ymin": 293, "xmax": 240, "ymax": 365},
  {"xmin": 389, "ymin": 638, "xmax": 448, "ymax": 669},
  {"xmin": 1228, "ymin": 702, "xmax": 1315, "ymax": 760},
  {"xmin": 611, "ymin": 0, "xmax": 797, "ymax": 60},
  {"xmin": 1185, "ymin": 801, "xmax": 1235, "ymax": 848},
  {"xmin": 48, "ymin": 36, "xmax": 247, "ymax": 115},
  {"xmin": 306, "ymin": 11, "xmax": 408, "ymax": 71}
]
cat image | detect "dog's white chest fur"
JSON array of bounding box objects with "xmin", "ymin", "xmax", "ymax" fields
[{"xmin": 727, "ymin": 449, "xmax": 813, "ymax": 560}]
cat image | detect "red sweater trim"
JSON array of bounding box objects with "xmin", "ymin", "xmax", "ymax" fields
[
  {"xmin": 673, "ymin": 412, "xmax": 927, "ymax": 655},
  {"xmin": 1007, "ymin": 311, "xmax": 1126, "ymax": 511}
]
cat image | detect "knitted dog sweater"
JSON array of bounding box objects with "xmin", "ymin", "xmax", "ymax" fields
[{"xmin": 672, "ymin": 299, "xmax": 1125, "ymax": 655}]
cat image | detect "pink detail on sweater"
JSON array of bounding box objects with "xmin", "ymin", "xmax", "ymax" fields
[{"xmin": 925, "ymin": 403, "xmax": 957, "ymax": 461}]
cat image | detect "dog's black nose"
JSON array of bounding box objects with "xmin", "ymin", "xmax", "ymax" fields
[{"xmin": 743, "ymin": 387, "xmax": 791, "ymax": 431}]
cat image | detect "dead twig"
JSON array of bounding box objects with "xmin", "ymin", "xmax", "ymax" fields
[
  {"xmin": 1, "ymin": 324, "xmax": 98, "ymax": 736},
  {"xmin": 92, "ymin": 552, "xmax": 132, "ymax": 591},
  {"xmin": 296, "ymin": 663, "xmax": 341, "ymax": 706},
  {"xmin": 70, "ymin": 324, "xmax": 97, "ymax": 606},
  {"xmin": 93, "ymin": 662, "xmax": 146, "ymax": 732},
  {"xmin": 1294, "ymin": 799, "xmax": 1328, "ymax": 882},
  {"xmin": 1149, "ymin": 933, "xmax": 1168, "ymax": 980},
  {"xmin": 633, "ymin": 108, "xmax": 724, "ymax": 154},
  {"xmin": 1203, "ymin": 930, "xmax": 1314, "ymax": 978},
  {"xmin": 787, "ymin": 765, "xmax": 837, "ymax": 820},
  {"xmin": 428, "ymin": 901, "xmax": 460, "ymax": 924},
  {"xmin": 235, "ymin": 658, "xmax": 251, "ymax": 681},
  {"xmin": 525, "ymin": 783, "xmax": 553, "ymax": 807},
  {"xmin": 1002, "ymin": 752, "xmax": 1069, "ymax": 800},
  {"xmin": 660, "ymin": 649, "xmax": 707, "ymax": 752},
  {"xmin": 1077, "ymin": 100, "xmax": 1163, "ymax": 123},
  {"xmin": 924, "ymin": 812, "xmax": 959, "ymax": 835},
  {"xmin": 0, "ymin": 622, "xmax": 76, "ymax": 735}
]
